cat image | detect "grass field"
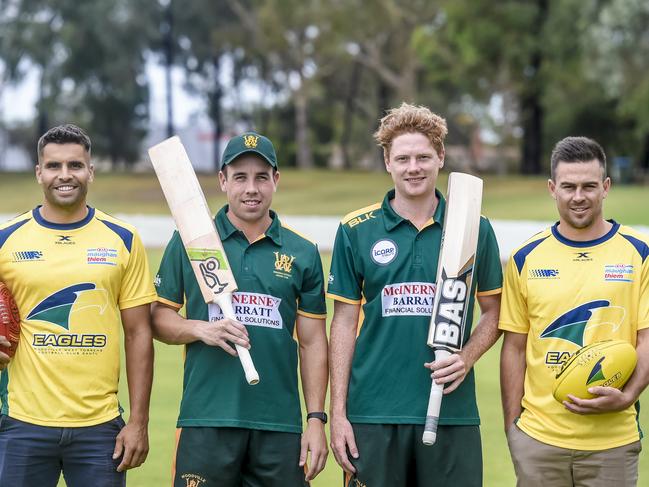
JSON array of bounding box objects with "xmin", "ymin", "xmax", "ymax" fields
[
  {"xmin": 6, "ymin": 169, "xmax": 647, "ymax": 485},
  {"xmin": 2, "ymin": 170, "xmax": 649, "ymax": 224},
  {"xmin": 109, "ymin": 250, "xmax": 649, "ymax": 487}
]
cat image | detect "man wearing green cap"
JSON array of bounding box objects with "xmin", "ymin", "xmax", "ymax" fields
[{"xmin": 152, "ymin": 132, "xmax": 329, "ymax": 486}]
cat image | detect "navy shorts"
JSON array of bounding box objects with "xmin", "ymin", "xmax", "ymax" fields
[{"xmin": 0, "ymin": 414, "xmax": 126, "ymax": 487}]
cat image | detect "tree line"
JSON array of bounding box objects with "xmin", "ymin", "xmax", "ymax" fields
[{"xmin": 1, "ymin": 0, "xmax": 648, "ymax": 175}]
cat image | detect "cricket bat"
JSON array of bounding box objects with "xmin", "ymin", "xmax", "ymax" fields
[
  {"xmin": 148, "ymin": 136, "xmax": 260, "ymax": 385},
  {"xmin": 422, "ymin": 172, "xmax": 483, "ymax": 445}
]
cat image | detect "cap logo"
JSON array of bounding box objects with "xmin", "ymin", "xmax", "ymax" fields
[{"xmin": 243, "ymin": 135, "xmax": 259, "ymax": 148}]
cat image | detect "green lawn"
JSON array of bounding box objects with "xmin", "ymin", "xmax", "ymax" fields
[
  {"xmin": 2, "ymin": 170, "xmax": 648, "ymax": 225},
  {"xmin": 110, "ymin": 250, "xmax": 649, "ymax": 487}
]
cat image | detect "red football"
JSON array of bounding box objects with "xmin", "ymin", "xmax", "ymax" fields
[{"xmin": 0, "ymin": 282, "xmax": 20, "ymax": 357}]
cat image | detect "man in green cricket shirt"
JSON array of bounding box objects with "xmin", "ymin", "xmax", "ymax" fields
[
  {"xmin": 152, "ymin": 133, "xmax": 329, "ymax": 486},
  {"xmin": 328, "ymin": 103, "xmax": 503, "ymax": 487}
]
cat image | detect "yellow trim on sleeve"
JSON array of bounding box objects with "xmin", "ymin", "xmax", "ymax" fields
[
  {"xmin": 281, "ymin": 224, "xmax": 317, "ymax": 245},
  {"xmin": 119, "ymin": 293, "xmax": 157, "ymax": 310},
  {"xmin": 498, "ymin": 321, "xmax": 529, "ymax": 333},
  {"xmin": 341, "ymin": 202, "xmax": 382, "ymax": 224},
  {"xmin": 326, "ymin": 292, "xmax": 362, "ymax": 305},
  {"xmin": 297, "ymin": 310, "xmax": 327, "ymax": 319},
  {"xmin": 477, "ymin": 287, "xmax": 502, "ymax": 297},
  {"xmin": 156, "ymin": 296, "xmax": 184, "ymax": 310}
]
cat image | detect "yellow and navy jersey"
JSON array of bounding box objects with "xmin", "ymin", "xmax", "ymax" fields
[
  {"xmin": 0, "ymin": 207, "xmax": 156, "ymax": 427},
  {"xmin": 499, "ymin": 221, "xmax": 649, "ymax": 450}
]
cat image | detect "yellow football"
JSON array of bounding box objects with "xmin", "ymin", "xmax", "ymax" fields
[{"xmin": 552, "ymin": 340, "xmax": 637, "ymax": 403}]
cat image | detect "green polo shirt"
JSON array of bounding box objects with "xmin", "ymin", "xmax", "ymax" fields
[
  {"xmin": 155, "ymin": 206, "xmax": 327, "ymax": 433},
  {"xmin": 327, "ymin": 189, "xmax": 502, "ymax": 425}
]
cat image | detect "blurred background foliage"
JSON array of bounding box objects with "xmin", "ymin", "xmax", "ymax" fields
[{"xmin": 1, "ymin": 0, "xmax": 648, "ymax": 177}]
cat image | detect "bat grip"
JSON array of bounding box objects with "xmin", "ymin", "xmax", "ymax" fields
[
  {"xmin": 214, "ymin": 294, "xmax": 260, "ymax": 385},
  {"xmin": 422, "ymin": 349, "xmax": 451, "ymax": 445}
]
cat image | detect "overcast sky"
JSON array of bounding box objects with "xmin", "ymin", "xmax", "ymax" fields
[{"xmin": 1, "ymin": 59, "xmax": 204, "ymax": 126}]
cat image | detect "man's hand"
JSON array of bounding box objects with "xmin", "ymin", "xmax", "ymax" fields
[
  {"xmin": 424, "ymin": 351, "xmax": 473, "ymax": 394},
  {"xmin": 564, "ymin": 386, "xmax": 635, "ymax": 415},
  {"xmin": 0, "ymin": 336, "xmax": 11, "ymax": 370},
  {"xmin": 330, "ymin": 414, "xmax": 358, "ymax": 474},
  {"xmin": 194, "ymin": 318, "xmax": 249, "ymax": 356},
  {"xmin": 299, "ymin": 418, "xmax": 328, "ymax": 481},
  {"xmin": 113, "ymin": 420, "xmax": 149, "ymax": 472}
]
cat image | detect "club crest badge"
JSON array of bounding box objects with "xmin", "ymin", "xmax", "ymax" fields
[{"xmin": 243, "ymin": 134, "xmax": 259, "ymax": 148}]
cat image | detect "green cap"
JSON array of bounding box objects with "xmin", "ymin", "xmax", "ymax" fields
[{"xmin": 220, "ymin": 132, "xmax": 278, "ymax": 169}]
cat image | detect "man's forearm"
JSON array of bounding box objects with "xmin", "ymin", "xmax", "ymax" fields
[
  {"xmin": 462, "ymin": 294, "xmax": 501, "ymax": 367},
  {"xmin": 622, "ymin": 328, "xmax": 649, "ymax": 402},
  {"xmin": 124, "ymin": 321, "xmax": 153, "ymax": 424},
  {"xmin": 500, "ymin": 332, "xmax": 527, "ymax": 428},
  {"xmin": 329, "ymin": 320, "xmax": 356, "ymax": 415},
  {"xmin": 151, "ymin": 302, "xmax": 201, "ymax": 345},
  {"xmin": 298, "ymin": 317, "xmax": 328, "ymax": 413}
]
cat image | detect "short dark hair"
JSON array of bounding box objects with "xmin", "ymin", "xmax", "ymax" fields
[
  {"xmin": 37, "ymin": 124, "xmax": 92, "ymax": 160},
  {"xmin": 550, "ymin": 136, "xmax": 606, "ymax": 180}
]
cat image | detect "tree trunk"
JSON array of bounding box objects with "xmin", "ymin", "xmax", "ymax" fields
[
  {"xmin": 294, "ymin": 80, "xmax": 313, "ymax": 169},
  {"xmin": 339, "ymin": 60, "xmax": 363, "ymax": 169},
  {"xmin": 520, "ymin": 89, "xmax": 543, "ymax": 174},
  {"xmin": 209, "ymin": 55, "xmax": 223, "ymax": 171},
  {"xmin": 640, "ymin": 132, "xmax": 649, "ymax": 171},
  {"xmin": 519, "ymin": 0, "xmax": 548, "ymax": 175}
]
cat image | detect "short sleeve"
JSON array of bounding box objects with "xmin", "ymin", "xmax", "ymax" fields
[
  {"xmin": 638, "ymin": 253, "xmax": 649, "ymax": 330},
  {"xmin": 326, "ymin": 223, "xmax": 363, "ymax": 303},
  {"xmin": 297, "ymin": 245, "xmax": 327, "ymax": 318},
  {"xmin": 118, "ymin": 230, "xmax": 157, "ymax": 310},
  {"xmin": 476, "ymin": 217, "xmax": 503, "ymax": 296},
  {"xmin": 154, "ymin": 231, "xmax": 186, "ymax": 309},
  {"xmin": 498, "ymin": 253, "xmax": 530, "ymax": 333}
]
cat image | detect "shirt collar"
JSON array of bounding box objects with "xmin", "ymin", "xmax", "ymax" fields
[
  {"xmin": 381, "ymin": 188, "xmax": 446, "ymax": 232},
  {"xmin": 215, "ymin": 206, "xmax": 282, "ymax": 246},
  {"xmin": 32, "ymin": 205, "xmax": 95, "ymax": 230},
  {"xmin": 551, "ymin": 219, "xmax": 619, "ymax": 248}
]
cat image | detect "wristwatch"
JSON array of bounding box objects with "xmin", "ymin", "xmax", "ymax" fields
[{"xmin": 306, "ymin": 412, "xmax": 328, "ymax": 424}]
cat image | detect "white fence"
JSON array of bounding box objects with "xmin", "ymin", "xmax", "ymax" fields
[{"xmin": 4, "ymin": 213, "xmax": 646, "ymax": 262}]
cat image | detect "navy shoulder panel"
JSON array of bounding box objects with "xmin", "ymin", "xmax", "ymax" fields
[
  {"xmin": 99, "ymin": 219, "xmax": 134, "ymax": 252},
  {"xmin": 513, "ymin": 236, "xmax": 549, "ymax": 275},
  {"xmin": 0, "ymin": 219, "xmax": 30, "ymax": 249},
  {"xmin": 620, "ymin": 233, "xmax": 649, "ymax": 263}
]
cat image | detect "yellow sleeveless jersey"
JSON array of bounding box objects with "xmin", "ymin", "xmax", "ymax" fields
[
  {"xmin": 0, "ymin": 207, "xmax": 156, "ymax": 427},
  {"xmin": 499, "ymin": 221, "xmax": 649, "ymax": 450}
]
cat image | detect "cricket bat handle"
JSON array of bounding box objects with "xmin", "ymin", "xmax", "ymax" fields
[
  {"xmin": 214, "ymin": 293, "xmax": 260, "ymax": 385},
  {"xmin": 422, "ymin": 349, "xmax": 451, "ymax": 445}
]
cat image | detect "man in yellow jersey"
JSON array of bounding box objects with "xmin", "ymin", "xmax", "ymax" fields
[
  {"xmin": 500, "ymin": 136, "xmax": 649, "ymax": 486},
  {"xmin": 0, "ymin": 124, "xmax": 156, "ymax": 486}
]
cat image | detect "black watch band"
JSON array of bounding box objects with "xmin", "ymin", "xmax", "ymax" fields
[{"xmin": 306, "ymin": 412, "xmax": 328, "ymax": 424}]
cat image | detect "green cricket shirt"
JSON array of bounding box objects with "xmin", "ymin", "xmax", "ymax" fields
[
  {"xmin": 327, "ymin": 189, "xmax": 502, "ymax": 425},
  {"xmin": 155, "ymin": 207, "xmax": 327, "ymax": 433}
]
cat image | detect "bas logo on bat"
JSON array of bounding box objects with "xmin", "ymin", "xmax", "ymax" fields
[{"xmin": 430, "ymin": 267, "xmax": 472, "ymax": 350}]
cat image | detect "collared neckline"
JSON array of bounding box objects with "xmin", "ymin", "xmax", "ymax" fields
[
  {"xmin": 215, "ymin": 206, "xmax": 282, "ymax": 246},
  {"xmin": 551, "ymin": 219, "xmax": 619, "ymax": 248},
  {"xmin": 381, "ymin": 188, "xmax": 446, "ymax": 231}
]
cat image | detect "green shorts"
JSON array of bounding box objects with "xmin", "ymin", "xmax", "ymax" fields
[
  {"xmin": 345, "ymin": 423, "xmax": 482, "ymax": 487},
  {"xmin": 174, "ymin": 427, "xmax": 308, "ymax": 487}
]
